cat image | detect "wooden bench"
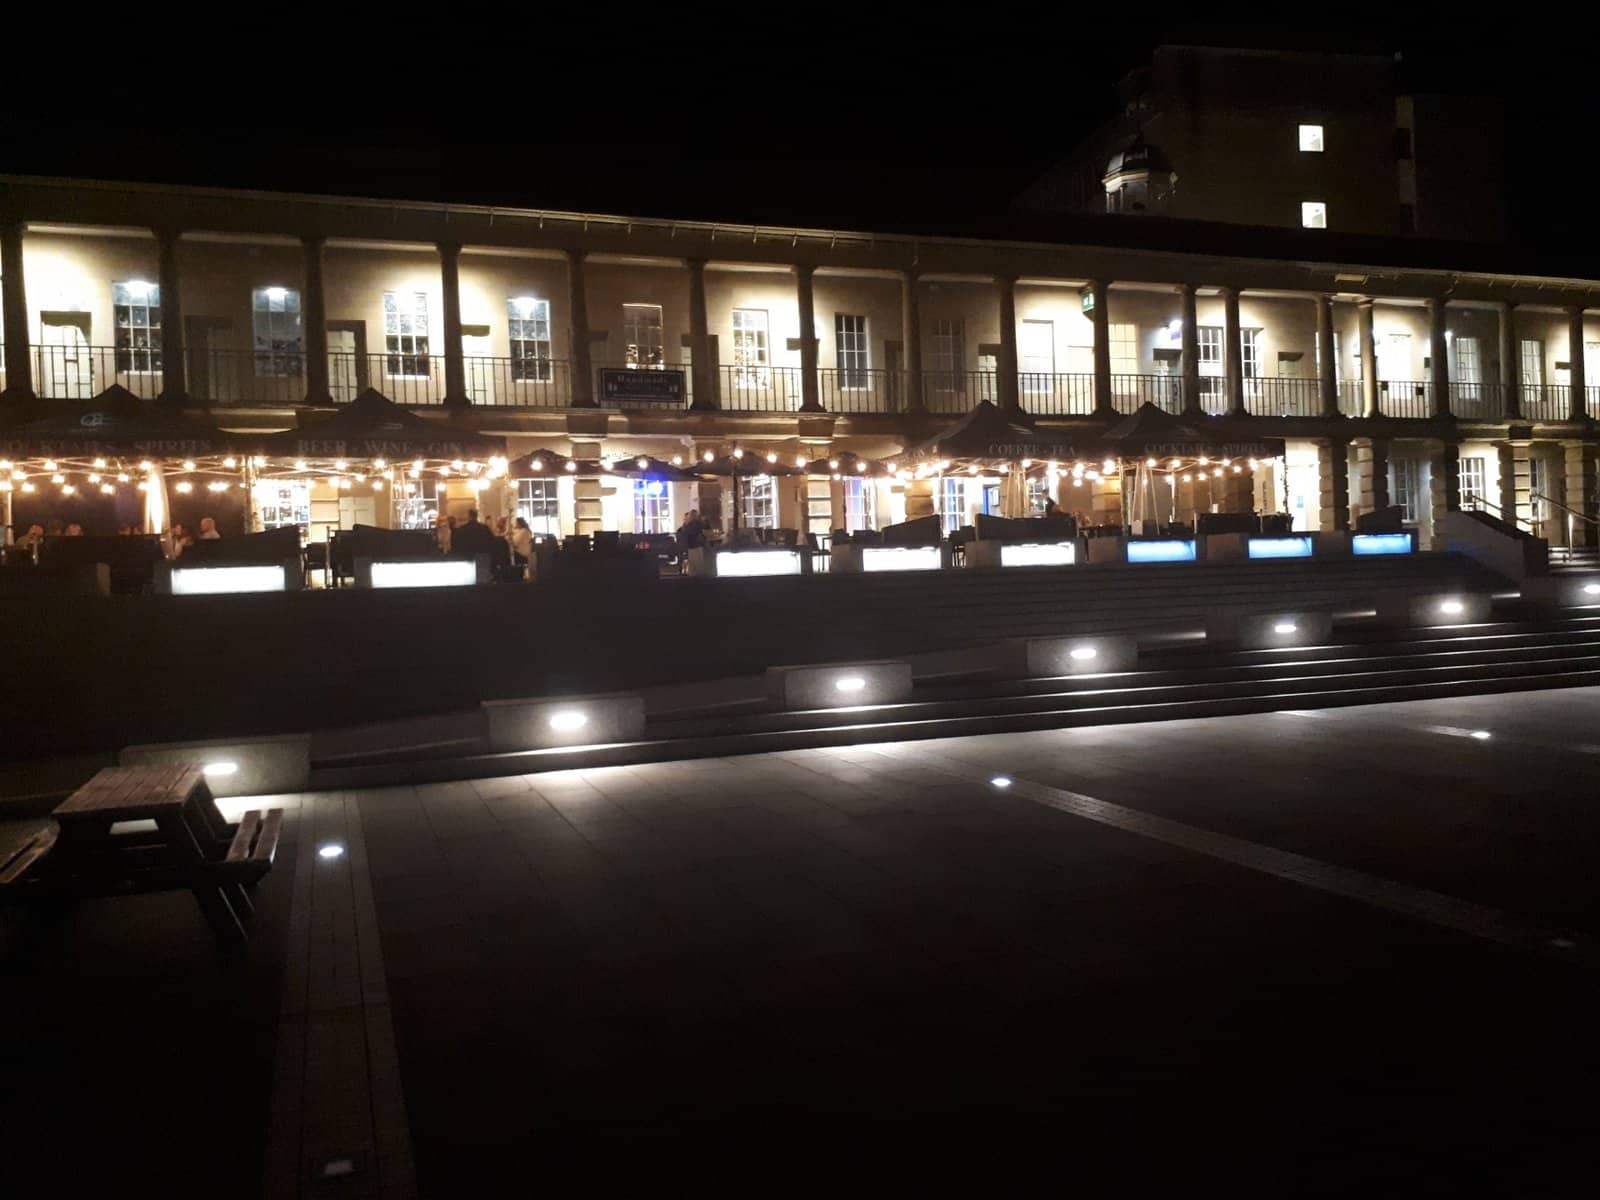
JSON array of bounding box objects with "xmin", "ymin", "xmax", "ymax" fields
[
  {"xmin": 0, "ymin": 818, "xmax": 59, "ymax": 888},
  {"xmin": 223, "ymin": 808, "xmax": 283, "ymax": 885}
]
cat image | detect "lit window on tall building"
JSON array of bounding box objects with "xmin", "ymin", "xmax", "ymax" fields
[
  {"xmin": 1298, "ymin": 124, "xmax": 1324, "ymax": 152},
  {"xmin": 252, "ymin": 287, "xmax": 302, "ymax": 377},
  {"xmin": 1301, "ymin": 202, "xmax": 1327, "ymax": 229},
  {"xmin": 624, "ymin": 303, "xmax": 664, "ymax": 369},
  {"xmin": 113, "ymin": 281, "xmax": 162, "ymax": 374},
  {"xmin": 507, "ymin": 297, "xmax": 552, "ymax": 382}
]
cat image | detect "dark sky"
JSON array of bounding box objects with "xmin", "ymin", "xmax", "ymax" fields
[{"xmin": 5, "ymin": 15, "xmax": 1590, "ymax": 263}]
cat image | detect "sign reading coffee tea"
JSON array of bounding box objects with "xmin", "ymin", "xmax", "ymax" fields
[{"xmin": 601, "ymin": 368, "xmax": 686, "ymax": 406}]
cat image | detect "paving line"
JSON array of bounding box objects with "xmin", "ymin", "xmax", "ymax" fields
[{"xmin": 917, "ymin": 751, "xmax": 1598, "ymax": 969}]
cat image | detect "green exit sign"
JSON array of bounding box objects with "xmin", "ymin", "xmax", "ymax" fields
[{"xmin": 1081, "ymin": 289, "xmax": 1095, "ymax": 313}]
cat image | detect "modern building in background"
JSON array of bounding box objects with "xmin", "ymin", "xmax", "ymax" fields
[
  {"xmin": 1014, "ymin": 46, "xmax": 1505, "ymax": 243},
  {"xmin": 0, "ymin": 162, "xmax": 1593, "ymax": 555}
]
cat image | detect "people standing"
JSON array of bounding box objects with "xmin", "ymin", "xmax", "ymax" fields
[
  {"xmin": 450, "ymin": 508, "xmax": 496, "ymax": 559},
  {"xmin": 198, "ymin": 516, "xmax": 221, "ymax": 540},
  {"xmin": 435, "ymin": 513, "xmax": 452, "ymax": 555},
  {"xmin": 511, "ymin": 516, "xmax": 534, "ymax": 576},
  {"xmin": 676, "ymin": 509, "xmax": 706, "ymax": 551}
]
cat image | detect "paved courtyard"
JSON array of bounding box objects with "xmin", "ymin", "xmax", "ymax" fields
[{"xmin": 5, "ymin": 689, "xmax": 1599, "ymax": 1195}]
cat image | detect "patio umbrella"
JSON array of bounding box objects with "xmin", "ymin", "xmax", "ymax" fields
[
  {"xmin": 264, "ymin": 388, "xmax": 504, "ymax": 463},
  {"xmin": 694, "ymin": 452, "xmax": 805, "ymax": 533},
  {"xmin": 898, "ymin": 400, "xmax": 1086, "ymax": 466},
  {"xmin": 1095, "ymin": 402, "xmax": 1285, "ymax": 463},
  {"xmin": 0, "ymin": 384, "xmax": 263, "ymax": 460}
]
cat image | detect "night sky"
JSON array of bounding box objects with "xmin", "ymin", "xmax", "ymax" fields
[{"xmin": 5, "ymin": 17, "xmax": 1589, "ymax": 268}]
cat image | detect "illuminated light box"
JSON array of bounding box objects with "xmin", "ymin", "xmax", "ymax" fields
[
  {"xmin": 1247, "ymin": 536, "xmax": 1315, "ymax": 560},
  {"xmin": 1375, "ymin": 590, "xmax": 1492, "ymax": 627},
  {"xmin": 1521, "ymin": 575, "xmax": 1600, "ymax": 610},
  {"xmin": 120, "ymin": 733, "xmax": 311, "ymax": 798},
  {"xmin": 1205, "ymin": 608, "xmax": 1335, "ymax": 650},
  {"xmin": 861, "ymin": 546, "xmax": 943, "ymax": 572},
  {"xmin": 358, "ymin": 556, "xmax": 486, "ymax": 588},
  {"xmin": 968, "ymin": 540, "xmax": 1077, "ymax": 569},
  {"xmin": 169, "ymin": 564, "xmax": 291, "ymax": 595},
  {"xmin": 1127, "ymin": 539, "xmax": 1196, "ymax": 564},
  {"xmin": 765, "ymin": 660, "xmax": 913, "ymax": 710},
  {"xmin": 715, "ymin": 549, "xmax": 804, "ymax": 577},
  {"xmin": 1352, "ymin": 532, "xmax": 1417, "ymax": 556},
  {"xmin": 483, "ymin": 691, "xmax": 646, "ymax": 751},
  {"xmin": 993, "ymin": 634, "xmax": 1138, "ymax": 677}
]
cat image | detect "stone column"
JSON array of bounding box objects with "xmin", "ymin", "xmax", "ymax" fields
[
  {"xmin": 1316, "ymin": 294, "xmax": 1338, "ymax": 418},
  {"xmin": 795, "ymin": 264, "xmax": 822, "ymax": 413},
  {"xmin": 1358, "ymin": 298, "xmax": 1379, "ymax": 418},
  {"xmin": 1564, "ymin": 440, "xmax": 1599, "ymax": 548},
  {"xmin": 902, "ymin": 270, "xmax": 924, "ymax": 415},
  {"xmin": 686, "ymin": 258, "xmax": 715, "ymax": 412},
  {"xmin": 566, "ymin": 250, "xmax": 594, "ymax": 408},
  {"xmin": 1180, "ymin": 284, "xmax": 1200, "ymax": 416},
  {"xmin": 1429, "ymin": 298, "xmax": 1451, "ymax": 418},
  {"xmin": 1497, "ymin": 442, "xmax": 1530, "ymax": 530},
  {"xmin": 1221, "ymin": 286, "xmax": 1244, "ymax": 417},
  {"xmin": 996, "ymin": 275, "xmax": 1020, "ymax": 414},
  {"xmin": 903, "ymin": 477, "xmax": 935, "ymax": 520},
  {"xmin": 0, "ymin": 222, "xmax": 32, "ymax": 402},
  {"xmin": 302, "ymin": 236, "xmax": 332, "ymax": 405},
  {"xmin": 1567, "ymin": 306, "xmax": 1588, "ymax": 421},
  {"xmin": 1090, "ymin": 279, "xmax": 1113, "ymax": 417},
  {"xmin": 1352, "ymin": 436, "xmax": 1390, "ymax": 519},
  {"xmin": 439, "ymin": 242, "xmax": 468, "ymax": 408},
  {"xmin": 156, "ymin": 227, "xmax": 187, "ymax": 405},
  {"xmin": 1318, "ymin": 438, "xmax": 1351, "ymax": 531},
  {"xmin": 1427, "ymin": 440, "xmax": 1461, "ymax": 550},
  {"xmin": 1499, "ymin": 301, "xmax": 1520, "ymax": 419},
  {"xmin": 571, "ymin": 438, "xmax": 604, "ymax": 534}
]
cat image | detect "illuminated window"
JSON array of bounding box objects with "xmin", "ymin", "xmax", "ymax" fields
[
  {"xmin": 1109, "ymin": 323, "xmax": 1138, "ymax": 375},
  {"xmin": 843, "ymin": 476, "xmax": 876, "ymax": 531},
  {"xmin": 113, "ymin": 281, "xmax": 162, "ymax": 374},
  {"xmin": 731, "ymin": 309, "xmax": 770, "ymax": 388},
  {"xmin": 252, "ymin": 288, "xmax": 302, "ymax": 378},
  {"xmin": 1240, "ymin": 329, "xmax": 1262, "ymax": 379},
  {"xmin": 258, "ymin": 480, "xmax": 309, "ymax": 533},
  {"xmin": 1301, "ymin": 202, "xmax": 1327, "ymax": 229},
  {"xmin": 516, "ymin": 479, "xmax": 560, "ymax": 537},
  {"xmin": 507, "ymin": 297, "xmax": 552, "ymax": 382},
  {"xmin": 623, "ymin": 303, "xmax": 663, "ymax": 369},
  {"xmin": 1298, "ymin": 124, "xmax": 1324, "ymax": 152},
  {"xmin": 632, "ymin": 478, "xmax": 672, "ymax": 533},
  {"xmin": 1520, "ymin": 339, "xmax": 1545, "ymax": 387},
  {"xmin": 395, "ymin": 480, "xmax": 449, "ymax": 530},
  {"xmin": 1021, "ymin": 319, "xmax": 1054, "ymax": 391},
  {"xmin": 835, "ymin": 314, "xmax": 869, "ymax": 388},
  {"xmin": 741, "ymin": 475, "xmax": 776, "ymax": 529},
  {"xmin": 1460, "ymin": 456, "xmax": 1487, "ymax": 509},
  {"xmin": 1391, "ymin": 457, "xmax": 1421, "ymax": 522},
  {"xmin": 938, "ymin": 477, "xmax": 969, "ymax": 533},
  {"xmin": 1452, "ymin": 335, "xmax": 1481, "ymax": 385},
  {"xmin": 383, "ymin": 291, "xmax": 430, "ymax": 378},
  {"xmin": 928, "ymin": 319, "xmax": 963, "ymax": 396},
  {"xmin": 1027, "ymin": 476, "xmax": 1050, "ymax": 513}
]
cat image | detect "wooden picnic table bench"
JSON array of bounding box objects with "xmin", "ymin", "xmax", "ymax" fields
[
  {"xmin": 0, "ymin": 817, "xmax": 59, "ymax": 887},
  {"xmin": 46, "ymin": 765, "xmax": 282, "ymax": 944}
]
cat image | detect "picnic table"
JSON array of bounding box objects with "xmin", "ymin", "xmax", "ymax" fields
[{"xmin": 46, "ymin": 765, "xmax": 281, "ymax": 944}]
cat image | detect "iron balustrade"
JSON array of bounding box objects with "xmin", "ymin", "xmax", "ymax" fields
[
  {"xmin": 1449, "ymin": 381, "xmax": 1503, "ymax": 419},
  {"xmin": 1589, "ymin": 386, "xmax": 1600, "ymax": 420},
  {"xmin": 719, "ymin": 364, "xmax": 803, "ymax": 412},
  {"xmin": 1378, "ymin": 379, "xmax": 1430, "ymax": 419},
  {"xmin": 922, "ymin": 371, "xmax": 996, "ymax": 414},
  {"xmin": 1245, "ymin": 376, "xmax": 1321, "ymax": 417},
  {"xmin": 1109, "ymin": 373, "xmax": 1182, "ymax": 414},
  {"xmin": 1196, "ymin": 380, "xmax": 1229, "ymax": 416},
  {"xmin": 1337, "ymin": 379, "xmax": 1363, "ymax": 416},
  {"xmin": 186, "ymin": 348, "xmax": 305, "ymax": 407},
  {"xmin": 462, "ymin": 356, "xmax": 572, "ymax": 408},
  {"xmin": 362, "ymin": 352, "xmax": 445, "ymax": 405},
  {"xmin": 1521, "ymin": 384, "xmax": 1568, "ymax": 421},
  {"xmin": 33, "ymin": 344, "xmax": 163, "ymax": 401},
  {"xmin": 1018, "ymin": 372, "xmax": 1095, "ymax": 415},
  {"xmin": 819, "ymin": 368, "xmax": 905, "ymax": 413}
]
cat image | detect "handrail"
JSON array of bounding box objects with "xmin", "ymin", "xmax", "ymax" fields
[{"xmin": 1531, "ymin": 492, "xmax": 1600, "ymax": 528}]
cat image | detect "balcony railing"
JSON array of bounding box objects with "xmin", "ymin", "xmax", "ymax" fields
[
  {"xmin": 1589, "ymin": 385, "xmax": 1600, "ymax": 420},
  {"xmin": 1245, "ymin": 377, "xmax": 1321, "ymax": 418},
  {"xmin": 34, "ymin": 344, "xmax": 164, "ymax": 401},
  {"xmin": 719, "ymin": 364, "xmax": 804, "ymax": 412},
  {"xmin": 188, "ymin": 348, "xmax": 306, "ymax": 407},
  {"xmin": 463, "ymin": 356, "xmax": 574, "ymax": 408},
  {"xmin": 1449, "ymin": 381, "xmax": 1503, "ymax": 419},
  {"xmin": 1337, "ymin": 380, "xmax": 1363, "ymax": 416},
  {"xmin": 1378, "ymin": 379, "xmax": 1430, "ymax": 419},
  {"xmin": 922, "ymin": 371, "xmax": 996, "ymax": 414},
  {"xmin": 1521, "ymin": 384, "xmax": 1569, "ymax": 421},
  {"xmin": 819, "ymin": 368, "xmax": 905, "ymax": 414},
  {"xmin": 1109, "ymin": 374, "xmax": 1182, "ymax": 414},
  {"xmin": 1019, "ymin": 372, "xmax": 1095, "ymax": 416}
]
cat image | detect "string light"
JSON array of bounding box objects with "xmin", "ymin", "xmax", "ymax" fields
[
  {"xmin": 564, "ymin": 461, "xmax": 577, "ymax": 472},
  {"xmin": 51, "ymin": 474, "xmax": 64, "ymax": 484},
  {"xmin": 373, "ymin": 458, "xmax": 387, "ymax": 469},
  {"xmin": 766, "ymin": 452, "xmax": 778, "ymax": 463},
  {"xmin": 87, "ymin": 473, "xmax": 101, "ymax": 483},
  {"xmin": 373, "ymin": 480, "xmax": 384, "ymax": 491},
  {"xmin": 336, "ymin": 460, "xmax": 349, "ymax": 471},
  {"xmin": 61, "ymin": 484, "xmax": 76, "ymax": 496},
  {"xmin": 181, "ymin": 460, "xmax": 196, "ymax": 472},
  {"xmin": 43, "ymin": 460, "xmax": 56, "ymax": 472},
  {"xmin": 21, "ymin": 482, "xmax": 35, "ymax": 493},
  {"xmin": 223, "ymin": 456, "xmax": 237, "ymax": 469},
  {"xmin": 637, "ymin": 457, "xmax": 649, "ymax": 469},
  {"xmin": 140, "ymin": 461, "xmax": 154, "ymax": 472},
  {"xmin": 704, "ymin": 451, "xmax": 715, "ymax": 463},
  {"xmin": 732, "ymin": 449, "xmax": 744, "ymax": 459},
  {"xmin": 176, "ymin": 481, "xmax": 193, "ymax": 493},
  {"xmin": 828, "ymin": 459, "xmax": 839, "ymax": 469},
  {"xmin": 135, "ymin": 481, "xmax": 148, "ymax": 492},
  {"xmin": 92, "ymin": 458, "xmax": 106, "ymax": 469},
  {"xmin": 671, "ymin": 455, "xmax": 683, "ymax": 466},
  {"xmin": 796, "ymin": 456, "xmax": 807, "ymax": 468}
]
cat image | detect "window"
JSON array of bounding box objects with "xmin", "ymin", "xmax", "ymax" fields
[
  {"xmin": 258, "ymin": 480, "xmax": 309, "ymax": 532},
  {"xmin": 252, "ymin": 287, "xmax": 302, "ymax": 377},
  {"xmin": 1109, "ymin": 323, "xmax": 1138, "ymax": 375},
  {"xmin": 1021, "ymin": 319, "xmax": 1054, "ymax": 391},
  {"xmin": 1452, "ymin": 335, "xmax": 1481, "ymax": 385},
  {"xmin": 1301, "ymin": 202, "xmax": 1327, "ymax": 229},
  {"xmin": 508, "ymin": 297, "xmax": 552, "ymax": 382},
  {"xmin": 1027, "ymin": 476, "xmax": 1050, "ymax": 514},
  {"xmin": 731, "ymin": 309, "xmax": 769, "ymax": 387},
  {"xmin": 516, "ymin": 479, "xmax": 560, "ymax": 538},
  {"xmin": 929, "ymin": 319, "xmax": 963, "ymax": 393},
  {"xmin": 835, "ymin": 314, "xmax": 869, "ymax": 388},
  {"xmin": 113, "ymin": 281, "xmax": 162, "ymax": 373},
  {"xmin": 1530, "ymin": 458, "xmax": 1547, "ymax": 525},
  {"xmin": 938, "ymin": 477, "xmax": 968, "ymax": 533},
  {"xmin": 1240, "ymin": 329, "xmax": 1262, "ymax": 379},
  {"xmin": 623, "ymin": 303, "xmax": 664, "ymax": 369},
  {"xmin": 1391, "ymin": 457, "xmax": 1422, "ymax": 523},
  {"xmin": 1298, "ymin": 124, "xmax": 1324, "ymax": 152},
  {"xmin": 1197, "ymin": 325, "xmax": 1224, "ymax": 402},
  {"xmin": 1377, "ymin": 333, "xmax": 1412, "ymax": 383},
  {"xmin": 843, "ymin": 476, "xmax": 876, "ymax": 531},
  {"xmin": 1460, "ymin": 456, "xmax": 1488, "ymax": 510},
  {"xmin": 741, "ymin": 474, "xmax": 775, "ymax": 529},
  {"xmin": 633, "ymin": 478, "xmax": 672, "ymax": 533},
  {"xmin": 395, "ymin": 480, "xmax": 449, "ymax": 530},
  {"xmin": 383, "ymin": 291, "xmax": 430, "ymax": 377},
  {"xmin": 1520, "ymin": 339, "xmax": 1545, "ymax": 387}
]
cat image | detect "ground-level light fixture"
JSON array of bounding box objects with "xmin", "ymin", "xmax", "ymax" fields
[
  {"xmin": 1439, "ymin": 599, "xmax": 1465, "ymax": 615},
  {"xmin": 834, "ymin": 676, "xmax": 867, "ymax": 693},
  {"xmin": 1470, "ymin": 731, "xmax": 1492, "ymax": 741},
  {"xmin": 203, "ymin": 761, "xmax": 239, "ymax": 777},
  {"xmin": 318, "ymin": 843, "xmax": 345, "ymax": 860},
  {"xmin": 548, "ymin": 710, "xmax": 588, "ymax": 732},
  {"xmin": 1069, "ymin": 646, "xmax": 1098, "ymax": 661},
  {"xmin": 1273, "ymin": 622, "xmax": 1298, "ymax": 635},
  {"xmin": 990, "ymin": 776, "xmax": 1012, "ymax": 789},
  {"xmin": 1585, "ymin": 584, "xmax": 1600, "ymax": 596}
]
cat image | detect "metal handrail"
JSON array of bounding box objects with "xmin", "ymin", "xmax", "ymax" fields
[{"xmin": 1530, "ymin": 492, "xmax": 1600, "ymax": 528}]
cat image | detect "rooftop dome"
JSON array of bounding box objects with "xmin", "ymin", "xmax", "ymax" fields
[{"xmin": 1104, "ymin": 137, "xmax": 1169, "ymax": 180}]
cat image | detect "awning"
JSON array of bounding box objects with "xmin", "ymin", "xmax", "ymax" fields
[
  {"xmin": 1096, "ymin": 403, "xmax": 1286, "ymax": 460},
  {"xmin": 899, "ymin": 401, "xmax": 1088, "ymax": 462},
  {"xmin": 0, "ymin": 385, "xmax": 264, "ymax": 458},
  {"xmin": 262, "ymin": 388, "xmax": 504, "ymax": 462}
]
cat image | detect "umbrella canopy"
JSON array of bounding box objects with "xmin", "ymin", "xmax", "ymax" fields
[
  {"xmin": 506, "ymin": 449, "xmax": 698, "ymax": 481},
  {"xmin": 899, "ymin": 401, "xmax": 1086, "ymax": 464},
  {"xmin": 809, "ymin": 450, "xmax": 890, "ymax": 477},
  {"xmin": 264, "ymin": 388, "xmax": 504, "ymax": 462},
  {"xmin": 694, "ymin": 452, "xmax": 806, "ymax": 477},
  {"xmin": 0, "ymin": 385, "xmax": 263, "ymax": 459},
  {"xmin": 1096, "ymin": 403, "xmax": 1285, "ymax": 461}
]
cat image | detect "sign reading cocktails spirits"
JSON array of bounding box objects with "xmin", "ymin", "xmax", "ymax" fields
[{"xmin": 600, "ymin": 369, "xmax": 686, "ymax": 406}]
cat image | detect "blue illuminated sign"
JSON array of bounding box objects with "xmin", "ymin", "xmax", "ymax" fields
[
  {"xmin": 1352, "ymin": 533, "xmax": 1414, "ymax": 556},
  {"xmin": 1247, "ymin": 536, "xmax": 1314, "ymax": 560},
  {"xmin": 1127, "ymin": 539, "xmax": 1197, "ymax": 563}
]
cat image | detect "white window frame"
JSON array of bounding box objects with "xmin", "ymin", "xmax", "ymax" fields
[
  {"xmin": 842, "ymin": 476, "xmax": 876, "ymax": 531},
  {"xmin": 938, "ymin": 477, "xmax": 969, "ymax": 533},
  {"xmin": 1378, "ymin": 332, "xmax": 1413, "ymax": 384},
  {"xmin": 1520, "ymin": 339, "xmax": 1545, "ymax": 387},
  {"xmin": 508, "ymin": 297, "xmax": 552, "ymax": 383},
  {"xmin": 741, "ymin": 474, "xmax": 776, "ymax": 529},
  {"xmin": 383, "ymin": 290, "xmax": 431, "ymax": 379},
  {"xmin": 1240, "ymin": 328, "xmax": 1262, "ymax": 379},
  {"xmin": 731, "ymin": 308, "xmax": 770, "ymax": 388},
  {"xmin": 632, "ymin": 477, "xmax": 672, "ymax": 533},
  {"xmin": 1298, "ymin": 124, "xmax": 1324, "ymax": 153},
  {"xmin": 516, "ymin": 478, "xmax": 561, "ymax": 538},
  {"xmin": 1460, "ymin": 456, "xmax": 1488, "ymax": 510},
  {"xmin": 1301, "ymin": 202, "xmax": 1327, "ymax": 229},
  {"xmin": 1026, "ymin": 476, "xmax": 1050, "ymax": 514},
  {"xmin": 835, "ymin": 313, "xmax": 869, "ymax": 389},
  {"xmin": 1391, "ymin": 457, "xmax": 1422, "ymax": 523},
  {"xmin": 1020, "ymin": 319, "xmax": 1054, "ymax": 392},
  {"xmin": 623, "ymin": 303, "xmax": 664, "ymax": 369},
  {"xmin": 1452, "ymin": 335, "xmax": 1481, "ymax": 386},
  {"xmin": 113, "ymin": 280, "xmax": 162, "ymax": 374},
  {"xmin": 258, "ymin": 480, "xmax": 310, "ymax": 532},
  {"xmin": 252, "ymin": 287, "xmax": 302, "ymax": 378},
  {"xmin": 395, "ymin": 480, "xmax": 449, "ymax": 530},
  {"xmin": 1109, "ymin": 322, "xmax": 1139, "ymax": 376}
]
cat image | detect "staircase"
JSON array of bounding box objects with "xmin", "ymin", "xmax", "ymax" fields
[{"xmin": 1550, "ymin": 545, "xmax": 1600, "ymax": 572}]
